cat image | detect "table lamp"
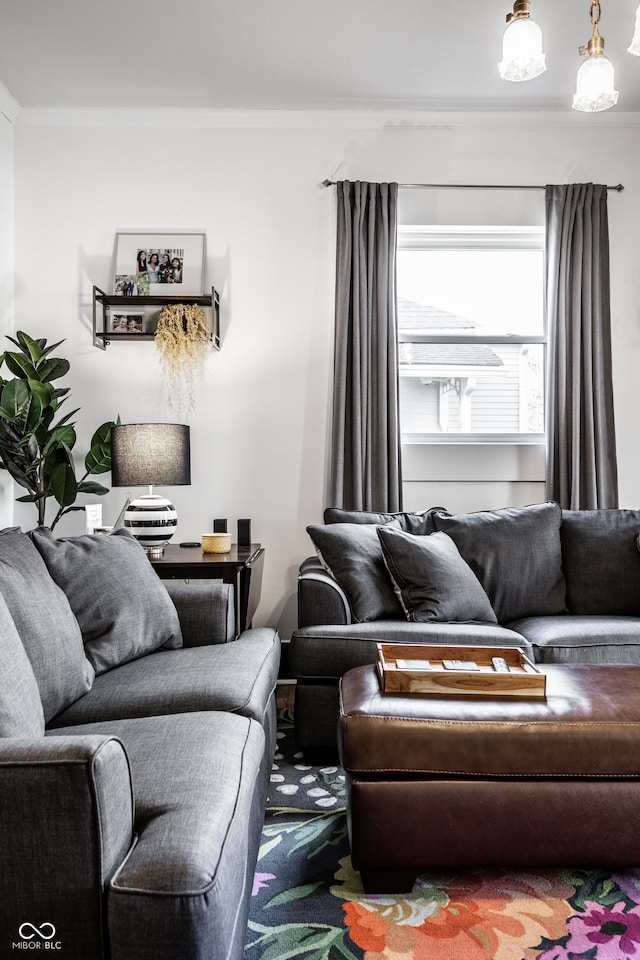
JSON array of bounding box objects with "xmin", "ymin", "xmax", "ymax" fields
[{"xmin": 110, "ymin": 423, "xmax": 191, "ymax": 558}]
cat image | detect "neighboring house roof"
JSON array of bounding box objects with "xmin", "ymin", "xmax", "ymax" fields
[
  {"xmin": 398, "ymin": 298, "xmax": 475, "ymax": 334},
  {"xmin": 399, "ymin": 342, "xmax": 503, "ymax": 367},
  {"xmin": 397, "ymin": 298, "xmax": 503, "ymax": 371}
]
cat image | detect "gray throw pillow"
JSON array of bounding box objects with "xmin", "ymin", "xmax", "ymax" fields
[
  {"xmin": 31, "ymin": 527, "xmax": 183, "ymax": 675},
  {"xmin": 323, "ymin": 507, "xmax": 447, "ymax": 536},
  {"xmin": 0, "ymin": 592, "xmax": 45, "ymax": 738},
  {"xmin": 562, "ymin": 509, "xmax": 640, "ymax": 615},
  {"xmin": 377, "ymin": 527, "xmax": 497, "ymax": 623},
  {"xmin": 307, "ymin": 520, "xmax": 403, "ymax": 622},
  {"xmin": 0, "ymin": 527, "xmax": 94, "ymax": 722},
  {"xmin": 433, "ymin": 502, "xmax": 567, "ymax": 623}
]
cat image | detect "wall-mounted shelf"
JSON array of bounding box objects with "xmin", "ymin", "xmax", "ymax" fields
[{"xmin": 92, "ymin": 285, "xmax": 221, "ymax": 351}]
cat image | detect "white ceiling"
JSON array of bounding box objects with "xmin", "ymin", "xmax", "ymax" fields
[{"xmin": 0, "ymin": 0, "xmax": 639, "ymax": 114}]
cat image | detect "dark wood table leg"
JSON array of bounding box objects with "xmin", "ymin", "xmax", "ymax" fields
[{"xmin": 239, "ymin": 548, "xmax": 265, "ymax": 631}]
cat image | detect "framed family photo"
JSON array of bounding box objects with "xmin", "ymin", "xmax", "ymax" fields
[
  {"xmin": 113, "ymin": 231, "xmax": 206, "ymax": 296},
  {"xmin": 108, "ymin": 308, "xmax": 146, "ymax": 334}
]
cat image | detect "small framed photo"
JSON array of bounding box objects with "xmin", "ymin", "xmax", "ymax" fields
[
  {"xmin": 109, "ymin": 309, "xmax": 145, "ymax": 334},
  {"xmin": 114, "ymin": 274, "xmax": 150, "ymax": 296},
  {"xmin": 113, "ymin": 232, "xmax": 206, "ymax": 296}
]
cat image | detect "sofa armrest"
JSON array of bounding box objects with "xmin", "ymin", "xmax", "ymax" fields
[
  {"xmin": 0, "ymin": 735, "xmax": 134, "ymax": 955},
  {"xmin": 165, "ymin": 581, "xmax": 236, "ymax": 645},
  {"xmin": 298, "ymin": 556, "xmax": 352, "ymax": 628}
]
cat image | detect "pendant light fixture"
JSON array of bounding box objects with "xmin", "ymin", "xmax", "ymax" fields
[
  {"xmin": 573, "ymin": 1, "xmax": 618, "ymax": 113},
  {"xmin": 498, "ymin": 0, "xmax": 640, "ymax": 110},
  {"xmin": 499, "ymin": 0, "xmax": 546, "ymax": 82},
  {"xmin": 629, "ymin": 3, "xmax": 640, "ymax": 56}
]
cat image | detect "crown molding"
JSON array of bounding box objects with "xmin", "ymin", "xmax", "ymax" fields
[
  {"xmin": 0, "ymin": 83, "xmax": 21, "ymax": 123},
  {"xmin": 15, "ymin": 105, "xmax": 640, "ymax": 131}
]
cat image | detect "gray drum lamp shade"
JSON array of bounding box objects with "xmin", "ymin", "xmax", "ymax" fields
[{"xmin": 111, "ymin": 424, "xmax": 191, "ymax": 487}]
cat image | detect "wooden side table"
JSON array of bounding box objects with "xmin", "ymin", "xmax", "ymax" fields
[{"xmin": 149, "ymin": 543, "xmax": 265, "ymax": 633}]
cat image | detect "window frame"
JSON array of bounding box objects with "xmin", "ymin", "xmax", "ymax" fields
[{"xmin": 397, "ymin": 225, "xmax": 547, "ymax": 445}]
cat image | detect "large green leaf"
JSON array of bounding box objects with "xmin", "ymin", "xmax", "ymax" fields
[
  {"xmin": 38, "ymin": 338, "xmax": 65, "ymax": 361},
  {"xmin": 77, "ymin": 480, "xmax": 109, "ymax": 496},
  {"xmin": 2, "ymin": 436, "xmax": 31, "ymax": 464},
  {"xmin": 85, "ymin": 419, "xmax": 116, "ymax": 474},
  {"xmin": 0, "ymin": 419, "xmax": 22, "ymax": 446},
  {"xmin": 89, "ymin": 420, "xmax": 114, "ymax": 448},
  {"xmin": 84, "ymin": 450, "xmax": 111, "ymax": 475},
  {"xmin": 50, "ymin": 461, "xmax": 78, "ymax": 507},
  {"xmin": 39, "ymin": 408, "xmax": 56, "ymax": 434},
  {"xmin": 13, "ymin": 331, "xmax": 44, "ymax": 364},
  {"xmin": 24, "ymin": 394, "xmax": 44, "ymax": 434},
  {"xmin": 16, "ymin": 490, "xmax": 48, "ymax": 503},
  {"xmin": 53, "ymin": 407, "xmax": 79, "ymax": 429},
  {"xmin": 37, "ymin": 358, "xmax": 70, "ymax": 382},
  {"xmin": 4, "ymin": 456, "xmax": 36, "ymax": 492},
  {"xmin": 27, "ymin": 378, "xmax": 54, "ymax": 407},
  {"xmin": 51, "ymin": 386, "xmax": 70, "ymax": 401},
  {"xmin": 6, "ymin": 388, "xmax": 42, "ymax": 433},
  {"xmin": 43, "ymin": 424, "xmax": 77, "ymax": 454},
  {"xmin": 25, "ymin": 435, "xmax": 39, "ymax": 462},
  {"xmin": 0, "ymin": 379, "xmax": 30, "ymax": 423},
  {"xmin": 42, "ymin": 445, "xmax": 71, "ymax": 486},
  {"xmin": 3, "ymin": 352, "xmax": 38, "ymax": 382}
]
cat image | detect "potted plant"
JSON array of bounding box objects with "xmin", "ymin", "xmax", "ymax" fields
[{"xmin": 0, "ymin": 330, "xmax": 117, "ymax": 530}]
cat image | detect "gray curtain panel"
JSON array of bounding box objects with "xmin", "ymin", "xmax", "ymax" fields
[
  {"xmin": 329, "ymin": 180, "xmax": 402, "ymax": 512},
  {"xmin": 545, "ymin": 183, "xmax": 618, "ymax": 509}
]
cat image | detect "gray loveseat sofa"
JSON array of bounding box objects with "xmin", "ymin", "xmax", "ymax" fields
[
  {"xmin": 0, "ymin": 525, "xmax": 280, "ymax": 960},
  {"xmin": 290, "ymin": 502, "xmax": 640, "ymax": 752}
]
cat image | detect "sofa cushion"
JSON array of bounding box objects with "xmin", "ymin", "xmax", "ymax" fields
[
  {"xmin": 511, "ymin": 615, "xmax": 640, "ymax": 664},
  {"xmin": 31, "ymin": 527, "xmax": 182, "ymax": 675},
  {"xmin": 561, "ymin": 509, "xmax": 640, "ymax": 616},
  {"xmin": 48, "ymin": 628, "xmax": 281, "ymax": 728},
  {"xmin": 307, "ymin": 521, "xmax": 403, "ymax": 622},
  {"xmin": 290, "ymin": 622, "xmax": 531, "ymax": 679},
  {"xmin": 0, "ymin": 527, "xmax": 94, "ymax": 722},
  {"xmin": 0, "ymin": 592, "xmax": 45, "ymax": 737},
  {"xmin": 433, "ymin": 502, "xmax": 567, "ymax": 623},
  {"xmin": 324, "ymin": 506, "xmax": 446, "ymax": 536},
  {"xmin": 377, "ymin": 527, "xmax": 498, "ymax": 623}
]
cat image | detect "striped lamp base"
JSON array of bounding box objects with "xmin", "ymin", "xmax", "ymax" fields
[{"xmin": 124, "ymin": 494, "xmax": 178, "ymax": 556}]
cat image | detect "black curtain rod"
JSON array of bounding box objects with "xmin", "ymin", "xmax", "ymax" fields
[{"xmin": 321, "ymin": 179, "xmax": 624, "ymax": 192}]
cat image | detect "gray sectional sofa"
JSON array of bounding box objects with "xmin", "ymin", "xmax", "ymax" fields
[
  {"xmin": 290, "ymin": 502, "xmax": 640, "ymax": 752},
  {"xmin": 0, "ymin": 525, "xmax": 280, "ymax": 960}
]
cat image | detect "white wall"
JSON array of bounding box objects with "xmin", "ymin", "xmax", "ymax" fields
[
  {"xmin": 0, "ymin": 85, "xmax": 18, "ymax": 529},
  {"xmin": 8, "ymin": 108, "xmax": 640, "ymax": 637}
]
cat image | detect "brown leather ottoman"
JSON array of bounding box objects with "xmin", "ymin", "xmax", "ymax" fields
[{"xmin": 338, "ymin": 662, "xmax": 640, "ymax": 893}]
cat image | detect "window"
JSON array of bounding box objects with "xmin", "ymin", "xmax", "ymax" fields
[{"xmin": 397, "ymin": 226, "xmax": 545, "ymax": 443}]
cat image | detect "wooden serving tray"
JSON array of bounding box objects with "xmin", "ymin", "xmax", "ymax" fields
[{"xmin": 376, "ymin": 643, "xmax": 546, "ymax": 700}]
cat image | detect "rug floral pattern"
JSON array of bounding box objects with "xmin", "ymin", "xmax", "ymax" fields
[{"xmin": 245, "ymin": 716, "xmax": 640, "ymax": 960}]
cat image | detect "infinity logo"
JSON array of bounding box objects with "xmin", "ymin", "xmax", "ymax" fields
[{"xmin": 18, "ymin": 923, "xmax": 56, "ymax": 941}]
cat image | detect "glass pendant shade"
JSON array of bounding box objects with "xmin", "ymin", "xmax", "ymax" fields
[
  {"xmin": 572, "ymin": 55, "xmax": 618, "ymax": 112},
  {"xmin": 499, "ymin": 17, "xmax": 546, "ymax": 81},
  {"xmin": 629, "ymin": 3, "xmax": 640, "ymax": 55}
]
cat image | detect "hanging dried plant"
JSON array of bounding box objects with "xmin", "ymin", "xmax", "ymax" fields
[{"xmin": 155, "ymin": 303, "xmax": 210, "ymax": 414}]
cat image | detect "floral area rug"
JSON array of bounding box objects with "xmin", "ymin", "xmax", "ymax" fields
[{"xmin": 245, "ymin": 711, "xmax": 640, "ymax": 960}]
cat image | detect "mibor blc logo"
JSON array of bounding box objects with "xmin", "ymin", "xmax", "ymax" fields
[{"xmin": 12, "ymin": 922, "xmax": 62, "ymax": 951}]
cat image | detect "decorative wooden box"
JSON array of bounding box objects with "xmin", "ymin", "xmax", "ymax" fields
[{"xmin": 376, "ymin": 643, "xmax": 546, "ymax": 700}]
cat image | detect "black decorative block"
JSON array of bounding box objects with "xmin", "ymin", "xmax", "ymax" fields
[{"xmin": 237, "ymin": 518, "xmax": 251, "ymax": 546}]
